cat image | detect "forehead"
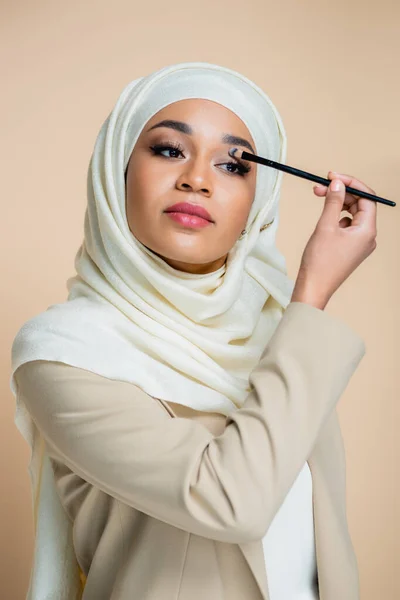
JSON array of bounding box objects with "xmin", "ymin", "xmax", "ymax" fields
[{"xmin": 143, "ymin": 99, "xmax": 254, "ymax": 143}]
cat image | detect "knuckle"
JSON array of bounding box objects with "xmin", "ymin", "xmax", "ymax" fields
[
  {"xmin": 362, "ymin": 229, "xmax": 377, "ymax": 250},
  {"xmin": 328, "ymin": 192, "xmax": 342, "ymax": 202}
]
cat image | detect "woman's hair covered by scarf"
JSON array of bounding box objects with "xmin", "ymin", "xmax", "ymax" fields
[
  {"xmin": 12, "ymin": 61, "xmax": 295, "ymax": 414},
  {"xmin": 9, "ymin": 63, "xmax": 295, "ymax": 598}
]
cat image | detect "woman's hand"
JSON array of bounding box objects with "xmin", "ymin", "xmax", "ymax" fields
[{"xmin": 291, "ymin": 171, "xmax": 378, "ymax": 310}]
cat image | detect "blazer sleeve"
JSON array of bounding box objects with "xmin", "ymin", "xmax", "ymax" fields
[{"xmin": 13, "ymin": 301, "xmax": 366, "ymax": 545}]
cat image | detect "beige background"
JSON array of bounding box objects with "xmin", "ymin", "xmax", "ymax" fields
[{"xmin": 2, "ymin": 1, "xmax": 398, "ymax": 598}]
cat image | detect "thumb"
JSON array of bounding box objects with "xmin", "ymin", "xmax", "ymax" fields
[{"xmin": 318, "ymin": 179, "xmax": 346, "ymax": 227}]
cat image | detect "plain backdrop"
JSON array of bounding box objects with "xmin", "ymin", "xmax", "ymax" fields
[{"xmin": 2, "ymin": 1, "xmax": 398, "ymax": 598}]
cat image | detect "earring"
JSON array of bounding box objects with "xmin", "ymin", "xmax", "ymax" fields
[
  {"xmin": 238, "ymin": 219, "xmax": 275, "ymax": 242},
  {"xmin": 260, "ymin": 218, "xmax": 275, "ymax": 232}
]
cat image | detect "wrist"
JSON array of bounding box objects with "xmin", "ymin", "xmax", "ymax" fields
[{"xmin": 291, "ymin": 281, "xmax": 329, "ymax": 311}]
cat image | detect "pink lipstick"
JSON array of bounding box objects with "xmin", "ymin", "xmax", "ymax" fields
[{"xmin": 164, "ymin": 201, "xmax": 214, "ymax": 229}]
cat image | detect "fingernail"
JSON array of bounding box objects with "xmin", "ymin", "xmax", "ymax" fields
[{"xmin": 331, "ymin": 179, "xmax": 342, "ymax": 191}]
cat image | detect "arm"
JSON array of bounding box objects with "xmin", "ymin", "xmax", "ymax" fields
[{"xmin": 14, "ymin": 301, "xmax": 365, "ymax": 544}]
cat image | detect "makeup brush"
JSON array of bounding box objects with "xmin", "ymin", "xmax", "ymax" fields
[{"xmin": 228, "ymin": 148, "xmax": 396, "ymax": 208}]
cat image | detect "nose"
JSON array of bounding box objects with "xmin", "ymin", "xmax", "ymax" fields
[{"xmin": 175, "ymin": 158, "xmax": 212, "ymax": 196}]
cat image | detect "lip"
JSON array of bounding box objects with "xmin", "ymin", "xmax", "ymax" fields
[
  {"xmin": 164, "ymin": 202, "xmax": 213, "ymax": 223},
  {"xmin": 165, "ymin": 212, "xmax": 212, "ymax": 229}
]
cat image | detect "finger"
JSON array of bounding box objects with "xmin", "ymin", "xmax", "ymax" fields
[
  {"xmin": 328, "ymin": 171, "xmax": 376, "ymax": 191},
  {"xmin": 327, "ymin": 171, "xmax": 376, "ymax": 202},
  {"xmin": 339, "ymin": 192, "xmax": 377, "ymax": 231},
  {"xmin": 350, "ymin": 194, "xmax": 377, "ymax": 230},
  {"xmin": 324, "ymin": 174, "xmax": 378, "ymax": 232},
  {"xmin": 344, "ymin": 202, "xmax": 357, "ymax": 217},
  {"xmin": 314, "ymin": 184, "xmax": 353, "ymax": 213},
  {"xmin": 328, "ymin": 174, "xmax": 378, "ymax": 230},
  {"xmin": 316, "ymin": 175, "xmax": 377, "ymax": 232},
  {"xmin": 318, "ymin": 179, "xmax": 347, "ymax": 226},
  {"xmin": 315, "ymin": 176, "xmax": 375, "ymax": 197}
]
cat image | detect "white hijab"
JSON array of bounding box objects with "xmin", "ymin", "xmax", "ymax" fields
[{"xmin": 10, "ymin": 61, "xmax": 295, "ymax": 599}]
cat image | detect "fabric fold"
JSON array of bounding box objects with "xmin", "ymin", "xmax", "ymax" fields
[{"xmin": 10, "ymin": 61, "xmax": 295, "ymax": 599}]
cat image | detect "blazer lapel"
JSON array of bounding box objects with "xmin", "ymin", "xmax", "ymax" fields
[
  {"xmin": 238, "ymin": 409, "xmax": 360, "ymax": 600},
  {"xmin": 307, "ymin": 409, "xmax": 360, "ymax": 600},
  {"xmin": 158, "ymin": 399, "xmax": 358, "ymax": 600},
  {"xmin": 237, "ymin": 459, "xmax": 321, "ymax": 600},
  {"xmin": 238, "ymin": 539, "xmax": 269, "ymax": 599}
]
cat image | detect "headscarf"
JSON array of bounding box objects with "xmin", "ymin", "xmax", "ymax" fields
[{"xmin": 10, "ymin": 61, "xmax": 295, "ymax": 599}]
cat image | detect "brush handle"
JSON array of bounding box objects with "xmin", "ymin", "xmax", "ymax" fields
[{"xmin": 240, "ymin": 151, "xmax": 396, "ymax": 207}]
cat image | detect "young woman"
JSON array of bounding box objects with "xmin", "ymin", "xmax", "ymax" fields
[{"xmin": 10, "ymin": 61, "xmax": 377, "ymax": 600}]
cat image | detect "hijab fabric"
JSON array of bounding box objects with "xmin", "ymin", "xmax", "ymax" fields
[{"xmin": 10, "ymin": 61, "xmax": 295, "ymax": 599}]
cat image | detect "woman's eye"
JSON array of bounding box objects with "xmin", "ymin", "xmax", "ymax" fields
[
  {"xmin": 150, "ymin": 144, "xmax": 184, "ymax": 159},
  {"xmin": 150, "ymin": 144, "xmax": 251, "ymax": 177},
  {"xmin": 221, "ymin": 161, "xmax": 251, "ymax": 177}
]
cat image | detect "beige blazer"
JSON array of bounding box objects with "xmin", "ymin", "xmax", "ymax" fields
[{"xmin": 14, "ymin": 301, "xmax": 366, "ymax": 599}]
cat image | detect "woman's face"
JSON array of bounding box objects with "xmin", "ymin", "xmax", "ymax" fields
[{"xmin": 125, "ymin": 99, "xmax": 257, "ymax": 274}]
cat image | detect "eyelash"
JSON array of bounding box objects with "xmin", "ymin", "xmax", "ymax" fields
[{"xmin": 149, "ymin": 141, "xmax": 251, "ymax": 177}]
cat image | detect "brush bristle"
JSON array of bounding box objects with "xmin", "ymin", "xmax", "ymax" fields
[{"xmin": 228, "ymin": 147, "xmax": 239, "ymax": 158}]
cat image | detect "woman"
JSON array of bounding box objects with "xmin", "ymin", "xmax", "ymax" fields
[{"xmin": 10, "ymin": 61, "xmax": 377, "ymax": 600}]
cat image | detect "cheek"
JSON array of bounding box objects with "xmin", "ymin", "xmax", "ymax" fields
[
  {"xmin": 127, "ymin": 164, "xmax": 161, "ymax": 216},
  {"xmin": 225, "ymin": 187, "xmax": 254, "ymax": 223}
]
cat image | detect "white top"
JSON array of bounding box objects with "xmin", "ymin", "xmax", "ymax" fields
[{"xmin": 262, "ymin": 462, "xmax": 319, "ymax": 599}]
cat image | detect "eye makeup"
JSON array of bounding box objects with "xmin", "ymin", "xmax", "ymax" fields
[{"xmin": 149, "ymin": 141, "xmax": 252, "ymax": 177}]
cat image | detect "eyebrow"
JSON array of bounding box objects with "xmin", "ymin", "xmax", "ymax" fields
[{"xmin": 146, "ymin": 119, "xmax": 255, "ymax": 154}]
